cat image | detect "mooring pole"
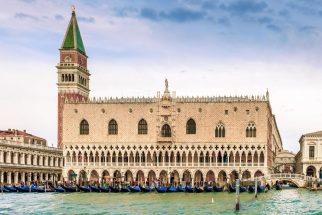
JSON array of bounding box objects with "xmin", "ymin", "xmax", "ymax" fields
[
  {"xmin": 235, "ymin": 178, "xmax": 240, "ymax": 210},
  {"xmin": 255, "ymin": 177, "xmax": 258, "ymax": 198}
]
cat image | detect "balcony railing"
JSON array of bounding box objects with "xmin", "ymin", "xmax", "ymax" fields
[{"xmin": 0, "ymin": 139, "xmax": 61, "ymax": 152}]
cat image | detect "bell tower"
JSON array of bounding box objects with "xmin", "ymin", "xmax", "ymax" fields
[{"xmin": 57, "ymin": 6, "xmax": 90, "ymax": 148}]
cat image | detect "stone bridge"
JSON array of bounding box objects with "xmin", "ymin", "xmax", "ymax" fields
[{"xmin": 269, "ymin": 173, "xmax": 317, "ymax": 188}]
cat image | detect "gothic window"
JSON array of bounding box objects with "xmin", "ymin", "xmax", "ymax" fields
[
  {"xmin": 309, "ymin": 146, "xmax": 315, "ymax": 159},
  {"xmin": 108, "ymin": 119, "xmax": 118, "ymax": 135},
  {"xmin": 138, "ymin": 119, "xmax": 148, "ymax": 134},
  {"xmin": 161, "ymin": 124, "xmax": 171, "ymax": 137},
  {"xmin": 186, "ymin": 118, "xmax": 196, "ymax": 134},
  {"xmin": 215, "ymin": 122, "xmax": 225, "ymax": 138},
  {"xmin": 246, "ymin": 122, "xmax": 256, "ymax": 137},
  {"xmin": 80, "ymin": 119, "xmax": 89, "ymax": 135},
  {"xmin": 72, "ymin": 74, "xmax": 74, "ymax": 82}
]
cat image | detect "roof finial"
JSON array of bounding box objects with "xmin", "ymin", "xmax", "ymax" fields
[
  {"xmin": 266, "ymin": 88, "xmax": 269, "ymax": 100},
  {"xmin": 165, "ymin": 78, "xmax": 169, "ymax": 91},
  {"xmin": 71, "ymin": 5, "xmax": 76, "ymax": 14}
]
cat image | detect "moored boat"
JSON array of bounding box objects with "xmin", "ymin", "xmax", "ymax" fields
[
  {"xmin": 15, "ymin": 185, "xmax": 29, "ymax": 192},
  {"xmin": 120, "ymin": 187, "xmax": 130, "ymax": 192},
  {"xmin": 276, "ymin": 184, "xmax": 282, "ymax": 190},
  {"xmin": 100, "ymin": 187, "xmax": 110, "ymax": 192},
  {"xmin": 54, "ymin": 187, "xmax": 65, "ymax": 192},
  {"xmin": 185, "ymin": 185, "xmax": 193, "ymax": 193},
  {"xmin": 204, "ymin": 186, "xmax": 213, "ymax": 192},
  {"xmin": 129, "ymin": 186, "xmax": 141, "ymax": 192},
  {"xmin": 30, "ymin": 185, "xmax": 38, "ymax": 192},
  {"xmin": 177, "ymin": 185, "xmax": 185, "ymax": 192},
  {"xmin": 229, "ymin": 185, "xmax": 236, "ymax": 193},
  {"xmin": 4, "ymin": 186, "xmax": 17, "ymax": 192},
  {"xmin": 194, "ymin": 186, "xmax": 204, "ymax": 193},
  {"xmin": 257, "ymin": 185, "xmax": 265, "ymax": 192},
  {"xmin": 140, "ymin": 186, "xmax": 152, "ymax": 192},
  {"xmin": 240, "ymin": 186, "xmax": 247, "ymax": 192},
  {"xmin": 156, "ymin": 187, "xmax": 167, "ymax": 193},
  {"xmin": 89, "ymin": 186, "xmax": 101, "ymax": 192},
  {"xmin": 248, "ymin": 186, "xmax": 255, "ymax": 192},
  {"xmin": 79, "ymin": 186, "xmax": 91, "ymax": 192},
  {"xmin": 167, "ymin": 186, "xmax": 178, "ymax": 192},
  {"xmin": 109, "ymin": 186, "xmax": 120, "ymax": 193},
  {"xmin": 213, "ymin": 186, "xmax": 223, "ymax": 192},
  {"xmin": 63, "ymin": 186, "xmax": 78, "ymax": 192},
  {"xmin": 0, "ymin": 187, "xmax": 10, "ymax": 192}
]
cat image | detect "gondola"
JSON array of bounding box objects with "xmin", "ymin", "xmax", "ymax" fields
[
  {"xmin": 0, "ymin": 187, "xmax": 9, "ymax": 192},
  {"xmin": 156, "ymin": 187, "xmax": 167, "ymax": 193},
  {"xmin": 139, "ymin": 185, "xmax": 150, "ymax": 192},
  {"xmin": 120, "ymin": 187, "xmax": 130, "ymax": 192},
  {"xmin": 89, "ymin": 186, "xmax": 101, "ymax": 192},
  {"xmin": 229, "ymin": 185, "xmax": 236, "ymax": 193},
  {"xmin": 177, "ymin": 185, "xmax": 185, "ymax": 192},
  {"xmin": 167, "ymin": 186, "xmax": 178, "ymax": 192},
  {"xmin": 109, "ymin": 186, "xmax": 120, "ymax": 193},
  {"xmin": 30, "ymin": 185, "xmax": 38, "ymax": 192},
  {"xmin": 185, "ymin": 185, "xmax": 193, "ymax": 193},
  {"xmin": 204, "ymin": 185, "xmax": 213, "ymax": 192},
  {"xmin": 54, "ymin": 186, "xmax": 65, "ymax": 192},
  {"xmin": 79, "ymin": 186, "xmax": 91, "ymax": 192},
  {"xmin": 213, "ymin": 186, "xmax": 223, "ymax": 192},
  {"xmin": 36, "ymin": 186, "xmax": 48, "ymax": 193},
  {"xmin": 15, "ymin": 185, "xmax": 30, "ymax": 192},
  {"xmin": 194, "ymin": 186, "xmax": 204, "ymax": 193},
  {"xmin": 276, "ymin": 184, "xmax": 282, "ymax": 190},
  {"xmin": 257, "ymin": 185, "xmax": 265, "ymax": 192},
  {"xmin": 99, "ymin": 187, "xmax": 110, "ymax": 193},
  {"xmin": 62, "ymin": 186, "xmax": 78, "ymax": 192},
  {"xmin": 240, "ymin": 186, "xmax": 247, "ymax": 192},
  {"xmin": 128, "ymin": 186, "xmax": 141, "ymax": 192},
  {"xmin": 248, "ymin": 186, "xmax": 255, "ymax": 192},
  {"xmin": 4, "ymin": 185, "xmax": 17, "ymax": 192}
]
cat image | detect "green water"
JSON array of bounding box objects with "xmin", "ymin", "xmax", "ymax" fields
[{"xmin": 0, "ymin": 189, "xmax": 321, "ymax": 214}]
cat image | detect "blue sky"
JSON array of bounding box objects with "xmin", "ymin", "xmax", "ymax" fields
[{"xmin": 0, "ymin": 0, "xmax": 322, "ymax": 152}]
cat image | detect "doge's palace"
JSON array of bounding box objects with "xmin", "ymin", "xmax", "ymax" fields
[{"xmin": 58, "ymin": 10, "xmax": 283, "ymax": 186}]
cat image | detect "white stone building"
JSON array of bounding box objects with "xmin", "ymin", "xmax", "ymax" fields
[
  {"xmin": 296, "ymin": 131, "xmax": 322, "ymax": 179},
  {"xmin": 59, "ymin": 10, "xmax": 283, "ymax": 186},
  {"xmin": 0, "ymin": 129, "xmax": 63, "ymax": 185}
]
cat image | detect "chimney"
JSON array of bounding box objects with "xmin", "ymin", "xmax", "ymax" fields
[
  {"xmin": 8, "ymin": 128, "xmax": 11, "ymax": 131},
  {"xmin": 23, "ymin": 129, "xmax": 26, "ymax": 133}
]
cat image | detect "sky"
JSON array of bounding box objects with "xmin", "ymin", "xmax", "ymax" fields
[{"xmin": 0, "ymin": 0, "xmax": 321, "ymax": 152}]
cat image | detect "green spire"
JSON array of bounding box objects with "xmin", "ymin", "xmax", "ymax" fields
[{"xmin": 61, "ymin": 10, "xmax": 86, "ymax": 55}]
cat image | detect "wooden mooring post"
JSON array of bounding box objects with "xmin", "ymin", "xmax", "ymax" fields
[
  {"xmin": 235, "ymin": 178, "xmax": 240, "ymax": 211},
  {"xmin": 255, "ymin": 177, "xmax": 258, "ymax": 198}
]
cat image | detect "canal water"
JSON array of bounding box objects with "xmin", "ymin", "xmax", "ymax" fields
[{"xmin": 0, "ymin": 189, "xmax": 321, "ymax": 214}]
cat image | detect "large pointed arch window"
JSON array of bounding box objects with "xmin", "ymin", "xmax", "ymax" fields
[
  {"xmin": 108, "ymin": 119, "xmax": 118, "ymax": 135},
  {"xmin": 186, "ymin": 118, "xmax": 196, "ymax": 134},
  {"xmin": 246, "ymin": 122, "xmax": 256, "ymax": 137},
  {"xmin": 161, "ymin": 124, "xmax": 171, "ymax": 137},
  {"xmin": 215, "ymin": 122, "xmax": 225, "ymax": 138},
  {"xmin": 138, "ymin": 119, "xmax": 148, "ymax": 134},
  {"xmin": 80, "ymin": 119, "xmax": 89, "ymax": 135}
]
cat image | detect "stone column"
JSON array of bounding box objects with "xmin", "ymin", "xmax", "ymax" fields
[
  {"xmin": 0, "ymin": 151, "xmax": 3, "ymax": 163},
  {"xmin": 14, "ymin": 172, "xmax": 19, "ymax": 184},
  {"xmin": 7, "ymin": 172, "xmax": 12, "ymax": 184},
  {"xmin": 21, "ymin": 172, "xmax": 25, "ymax": 183},
  {"xmin": 157, "ymin": 155, "xmax": 159, "ymax": 166},
  {"xmin": 0, "ymin": 171, "xmax": 4, "ymax": 183},
  {"xmin": 6, "ymin": 152, "xmax": 11, "ymax": 164},
  {"xmin": 162, "ymin": 156, "xmax": 165, "ymax": 167}
]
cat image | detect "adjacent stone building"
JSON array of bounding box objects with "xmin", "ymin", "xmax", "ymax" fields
[
  {"xmin": 0, "ymin": 129, "xmax": 63, "ymax": 184},
  {"xmin": 59, "ymin": 10, "xmax": 283, "ymax": 186},
  {"xmin": 296, "ymin": 131, "xmax": 322, "ymax": 179}
]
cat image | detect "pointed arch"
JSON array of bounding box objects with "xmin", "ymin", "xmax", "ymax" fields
[
  {"xmin": 186, "ymin": 118, "xmax": 196, "ymax": 134},
  {"xmin": 138, "ymin": 119, "xmax": 148, "ymax": 134},
  {"xmin": 108, "ymin": 119, "xmax": 118, "ymax": 135},
  {"xmin": 246, "ymin": 122, "xmax": 256, "ymax": 137},
  {"xmin": 161, "ymin": 124, "xmax": 171, "ymax": 137},
  {"xmin": 215, "ymin": 122, "xmax": 225, "ymax": 137}
]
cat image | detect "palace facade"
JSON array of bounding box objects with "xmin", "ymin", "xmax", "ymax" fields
[
  {"xmin": 0, "ymin": 129, "xmax": 63, "ymax": 184},
  {"xmin": 296, "ymin": 131, "xmax": 322, "ymax": 179},
  {"xmin": 59, "ymin": 10, "xmax": 283, "ymax": 185}
]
